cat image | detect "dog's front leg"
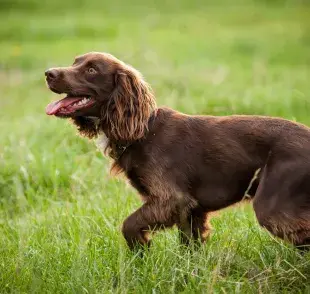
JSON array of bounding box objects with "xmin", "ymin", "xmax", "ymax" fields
[
  {"xmin": 178, "ymin": 206, "xmax": 211, "ymax": 246},
  {"xmin": 122, "ymin": 201, "xmax": 176, "ymax": 250}
]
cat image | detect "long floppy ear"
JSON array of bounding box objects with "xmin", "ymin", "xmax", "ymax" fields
[{"xmin": 104, "ymin": 65, "xmax": 156, "ymax": 142}]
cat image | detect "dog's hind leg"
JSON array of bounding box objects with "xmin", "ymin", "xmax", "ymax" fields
[
  {"xmin": 295, "ymin": 231, "xmax": 310, "ymax": 251},
  {"xmin": 255, "ymin": 210, "xmax": 310, "ymax": 248},
  {"xmin": 253, "ymin": 155, "xmax": 310, "ymax": 248}
]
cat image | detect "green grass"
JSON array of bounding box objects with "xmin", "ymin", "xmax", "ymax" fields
[{"xmin": 1, "ymin": 0, "xmax": 310, "ymax": 292}]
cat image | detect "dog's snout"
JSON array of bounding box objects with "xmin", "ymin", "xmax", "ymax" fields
[{"xmin": 45, "ymin": 68, "xmax": 59, "ymax": 80}]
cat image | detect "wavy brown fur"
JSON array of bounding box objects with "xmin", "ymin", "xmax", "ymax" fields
[
  {"xmin": 71, "ymin": 116, "xmax": 98, "ymax": 139},
  {"xmin": 101, "ymin": 64, "xmax": 156, "ymax": 143}
]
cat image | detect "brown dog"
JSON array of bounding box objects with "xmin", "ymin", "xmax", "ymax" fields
[{"xmin": 45, "ymin": 52, "xmax": 310, "ymax": 250}]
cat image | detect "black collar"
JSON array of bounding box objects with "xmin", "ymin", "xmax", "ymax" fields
[
  {"xmin": 109, "ymin": 108, "xmax": 158, "ymax": 160},
  {"xmin": 109, "ymin": 141, "xmax": 130, "ymax": 160}
]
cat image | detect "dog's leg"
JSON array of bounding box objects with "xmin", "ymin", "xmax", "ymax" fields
[
  {"xmin": 178, "ymin": 206, "xmax": 210, "ymax": 246},
  {"xmin": 191, "ymin": 208, "xmax": 211, "ymax": 243},
  {"xmin": 295, "ymin": 233, "xmax": 310, "ymax": 251},
  {"xmin": 122, "ymin": 201, "xmax": 176, "ymax": 250},
  {"xmin": 253, "ymin": 156, "xmax": 310, "ymax": 248}
]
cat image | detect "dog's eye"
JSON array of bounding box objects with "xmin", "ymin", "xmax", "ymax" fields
[{"xmin": 87, "ymin": 67, "xmax": 97, "ymax": 74}]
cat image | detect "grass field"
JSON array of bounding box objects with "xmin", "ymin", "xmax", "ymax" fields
[{"xmin": 1, "ymin": 0, "xmax": 310, "ymax": 293}]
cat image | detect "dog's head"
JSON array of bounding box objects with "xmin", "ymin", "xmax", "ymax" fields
[{"xmin": 45, "ymin": 52, "xmax": 156, "ymax": 141}]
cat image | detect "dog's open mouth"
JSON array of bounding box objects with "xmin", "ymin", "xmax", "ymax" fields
[{"xmin": 45, "ymin": 95, "xmax": 96, "ymax": 116}]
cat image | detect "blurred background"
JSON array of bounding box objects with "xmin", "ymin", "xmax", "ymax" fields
[
  {"xmin": 1, "ymin": 0, "xmax": 310, "ymax": 292},
  {"xmin": 1, "ymin": 0, "xmax": 310, "ymax": 118}
]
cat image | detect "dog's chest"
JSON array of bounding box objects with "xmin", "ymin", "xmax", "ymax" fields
[{"xmin": 95, "ymin": 132, "xmax": 110, "ymax": 154}]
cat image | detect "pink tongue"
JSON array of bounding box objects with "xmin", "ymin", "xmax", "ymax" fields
[{"xmin": 45, "ymin": 97, "xmax": 83, "ymax": 115}]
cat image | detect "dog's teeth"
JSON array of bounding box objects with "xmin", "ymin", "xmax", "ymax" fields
[{"xmin": 72, "ymin": 97, "xmax": 91, "ymax": 108}]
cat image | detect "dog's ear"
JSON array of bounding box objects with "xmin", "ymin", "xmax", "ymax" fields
[{"xmin": 104, "ymin": 66, "xmax": 156, "ymax": 142}]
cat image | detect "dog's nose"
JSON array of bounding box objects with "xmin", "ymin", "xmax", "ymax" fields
[{"xmin": 45, "ymin": 69, "xmax": 59, "ymax": 80}]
